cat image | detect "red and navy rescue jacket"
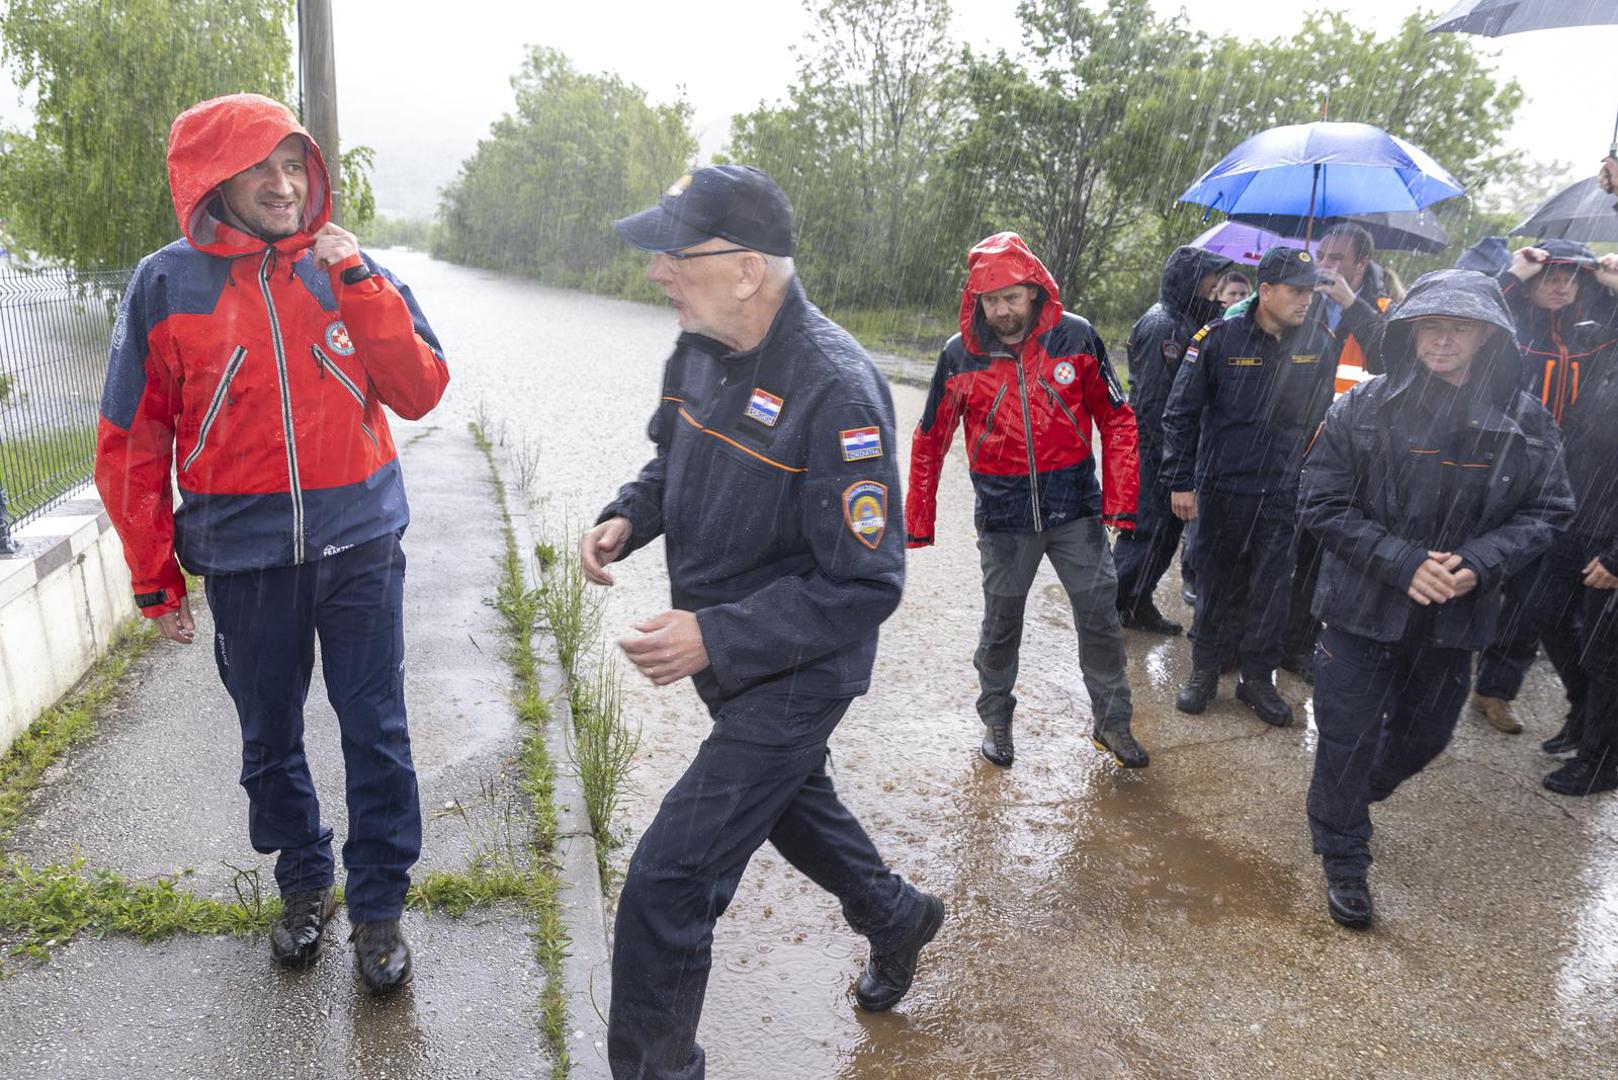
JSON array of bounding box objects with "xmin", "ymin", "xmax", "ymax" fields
[
  {"xmin": 94, "ymin": 94, "xmax": 449, "ymax": 617},
  {"xmin": 905, "ymin": 233, "xmax": 1138, "ymax": 544}
]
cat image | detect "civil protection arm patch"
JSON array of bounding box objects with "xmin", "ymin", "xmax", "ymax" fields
[{"xmin": 842, "ymin": 480, "xmax": 888, "ymax": 550}]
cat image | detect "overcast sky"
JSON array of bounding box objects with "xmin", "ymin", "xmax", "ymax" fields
[{"xmin": 2, "ymin": 1, "xmax": 1612, "ymax": 219}]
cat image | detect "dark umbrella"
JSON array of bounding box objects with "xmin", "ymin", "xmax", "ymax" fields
[
  {"xmin": 1229, "ymin": 209, "xmax": 1450, "ymax": 254},
  {"xmin": 1510, "ymin": 175, "xmax": 1618, "ymax": 242},
  {"xmin": 1430, "ymin": 0, "xmax": 1618, "ymax": 36}
]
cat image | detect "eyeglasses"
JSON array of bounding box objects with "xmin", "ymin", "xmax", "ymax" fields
[{"xmin": 666, "ymin": 246, "xmax": 751, "ymax": 261}]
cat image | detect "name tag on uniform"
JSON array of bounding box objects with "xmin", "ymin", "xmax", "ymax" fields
[
  {"xmin": 840, "ymin": 426, "xmax": 883, "ymax": 461},
  {"xmin": 1227, "ymin": 356, "xmax": 1263, "ymax": 367},
  {"xmin": 746, "ymin": 387, "xmax": 784, "ymax": 426},
  {"xmin": 1292, "ymin": 354, "xmax": 1319, "ymax": 364}
]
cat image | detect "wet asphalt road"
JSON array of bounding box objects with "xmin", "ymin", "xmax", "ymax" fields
[
  {"xmin": 410, "ymin": 248, "xmax": 1618, "ymax": 1080},
  {"xmin": 2, "ymin": 249, "xmax": 1615, "ymax": 1079}
]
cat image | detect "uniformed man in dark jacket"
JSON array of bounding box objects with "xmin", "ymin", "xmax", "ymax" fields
[
  {"xmin": 1298, "ymin": 269, "xmax": 1573, "ymax": 928},
  {"xmin": 580, "ymin": 166, "xmax": 943, "ymax": 1080},
  {"xmin": 1114, "ymin": 245, "xmax": 1232, "ymax": 635},
  {"xmin": 1162, "ymin": 247, "xmax": 1339, "ymax": 727}
]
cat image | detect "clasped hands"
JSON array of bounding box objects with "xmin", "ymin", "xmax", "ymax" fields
[{"xmin": 1407, "ymin": 551, "xmax": 1478, "ymax": 606}]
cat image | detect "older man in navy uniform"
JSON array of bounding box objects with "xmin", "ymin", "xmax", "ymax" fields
[{"xmin": 579, "ymin": 166, "xmax": 943, "ymax": 1080}]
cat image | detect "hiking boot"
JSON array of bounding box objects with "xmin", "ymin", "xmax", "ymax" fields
[
  {"xmin": 1092, "ymin": 727, "xmax": 1149, "ymax": 769},
  {"xmin": 980, "ymin": 721, "xmax": 1014, "ymax": 768},
  {"xmin": 855, "ymin": 893, "xmax": 945, "ymax": 1012},
  {"xmin": 1541, "ymin": 713, "xmax": 1582, "ymax": 755},
  {"xmin": 1325, "ymin": 875, "xmax": 1373, "ymax": 930},
  {"xmin": 1543, "ymin": 757, "xmax": 1618, "ymax": 797},
  {"xmin": 350, "ymin": 919, "xmax": 413, "ymax": 995},
  {"xmin": 1176, "ymin": 668, "xmax": 1219, "ymax": 714},
  {"xmin": 1117, "ymin": 602, "xmax": 1183, "ymax": 636},
  {"xmin": 269, "ymin": 887, "xmax": 337, "ymax": 967},
  {"xmin": 1472, "ymin": 693, "xmax": 1521, "ymax": 734},
  {"xmin": 1236, "ymin": 674, "xmax": 1293, "ymax": 727}
]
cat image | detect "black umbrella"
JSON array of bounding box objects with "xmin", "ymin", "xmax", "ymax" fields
[
  {"xmin": 1228, "ymin": 209, "xmax": 1450, "ymax": 253},
  {"xmin": 1510, "ymin": 175, "xmax": 1618, "ymax": 242},
  {"xmin": 1430, "ymin": 0, "xmax": 1618, "ymax": 36}
]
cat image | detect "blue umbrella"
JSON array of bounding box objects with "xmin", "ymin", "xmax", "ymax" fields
[
  {"xmin": 1430, "ymin": 1, "xmax": 1618, "ymax": 37},
  {"xmin": 1178, "ymin": 122, "xmax": 1466, "ymax": 244}
]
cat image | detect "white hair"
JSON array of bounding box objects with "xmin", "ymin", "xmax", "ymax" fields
[{"xmin": 763, "ymin": 253, "xmax": 796, "ymax": 288}]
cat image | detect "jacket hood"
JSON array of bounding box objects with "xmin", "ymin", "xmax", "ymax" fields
[
  {"xmin": 1159, "ymin": 245, "xmax": 1233, "ymax": 323},
  {"xmin": 1536, "ymin": 237, "xmax": 1597, "ymax": 266},
  {"xmin": 959, "ymin": 232, "xmax": 1063, "ymax": 354},
  {"xmin": 167, "ymin": 93, "xmax": 331, "ymax": 258},
  {"xmin": 1381, "ymin": 269, "xmax": 1522, "ymax": 408}
]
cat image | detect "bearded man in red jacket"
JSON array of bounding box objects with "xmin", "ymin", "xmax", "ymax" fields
[{"xmin": 906, "ymin": 233, "xmax": 1145, "ymax": 769}]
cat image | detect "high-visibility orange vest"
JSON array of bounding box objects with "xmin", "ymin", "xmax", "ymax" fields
[{"xmin": 1333, "ymin": 295, "xmax": 1392, "ymax": 395}]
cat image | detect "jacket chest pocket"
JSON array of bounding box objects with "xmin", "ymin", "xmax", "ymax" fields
[
  {"xmin": 667, "ymin": 423, "xmax": 800, "ymax": 552},
  {"xmin": 181, "ymin": 346, "xmax": 248, "ymax": 472},
  {"xmin": 311, "ymin": 344, "xmax": 379, "ymax": 449},
  {"xmin": 970, "ymin": 383, "xmax": 1010, "ymax": 466},
  {"xmin": 1036, "ymin": 376, "xmax": 1090, "ymax": 452}
]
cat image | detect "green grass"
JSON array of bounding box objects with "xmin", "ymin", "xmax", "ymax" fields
[
  {"xmin": 0, "ymin": 423, "xmax": 97, "ymax": 526},
  {"xmin": 833, "ymin": 306, "xmax": 957, "ymax": 363}
]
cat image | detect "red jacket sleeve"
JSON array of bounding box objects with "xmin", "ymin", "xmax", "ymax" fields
[
  {"xmin": 94, "ymin": 274, "xmax": 186, "ymax": 618},
  {"xmin": 1079, "ymin": 336, "xmax": 1139, "ymax": 529},
  {"xmin": 905, "ymin": 352, "xmax": 967, "ymax": 547},
  {"xmin": 330, "ymin": 253, "xmax": 449, "ymax": 420}
]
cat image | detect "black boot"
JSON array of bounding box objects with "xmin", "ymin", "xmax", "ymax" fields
[
  {"xmin": 980, "ymin": 721, "xmax": 1014, "ymax": 768},
  {"xmin": 1117, "ymin": 601, "xmax": 1183, "ymax": 636},
  {"xmin": 1543, "ymin": 757, "xmax": 1618, "ymax": 797},
  {"xmin": 350, "ymin": 919, "xmax": 413, "ymax": 995},
  {"xmin": 1236, "ymin": 673, "xmax": 1293, "ymax": 727},
  {"xmin": 1541, "ymin": 711, "xmax": 1583, "ymax": 755},
  {"xmin": 269, "ymin": 887, "xmax": 337, "ymax": 967},
  {"xmin": 1176, "ymin": 669, "xmax": 1219, "ymax": 714},
  {"xmin": 1092, "ymin": 726, "xmax": 1149, "ymax": 768},
  {"xmin": 1325, "ymin": 875, "xmax": 1373, "ymax": 929},
  {"xmin": 1278, "ymin": 649, "xmax": 1314, "ymax": 683},
  {"xmin": 855, "ymin": 893, "xmax": 945, "ymax": 1012}
]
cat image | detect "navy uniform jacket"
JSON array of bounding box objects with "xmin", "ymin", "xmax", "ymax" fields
[
  {"xmin": 600, "ymin": 280, "xmax": 904, "ymax": 709},
  {"xmin": 1160, "ymin": 307, "xmax": 1339, "ymax": 498}
]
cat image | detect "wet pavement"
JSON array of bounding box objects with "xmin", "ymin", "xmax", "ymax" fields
[
  {"xmin": 3, "ymin": 249, "xmax": 1615, "ymax": 1078},
  {"xmin": 394, "ymin": 249, "xmax": 1618, "ymax": 1079},
  {"xmin": 0, "ymin": 420, "xmax": 555, "ymax": 1078}
]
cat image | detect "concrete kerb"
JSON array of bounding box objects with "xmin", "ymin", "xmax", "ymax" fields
[{"xmin": 499, "ymin": 449, "xmax": 613, "ymax": 1079}]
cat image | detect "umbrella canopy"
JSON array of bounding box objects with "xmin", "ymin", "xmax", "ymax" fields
[
  {"xmin": 1178, "ymin": 122, "xmax": 1466, "ymax": 226},
  {"xmin": 1228, "ymin": 209, "xmax": 1450, "ymax": 254},
  {"xmin": 1189, "ymin": 221, "xmax": 1315, "ymax": 266},
  {"xmin": 1511, "ymin": 175, "xmax": 1618, "ymax": 242},
  {"xmin": 1430, "ymin": 0, "xmax": 1618, "ymax": 36}
]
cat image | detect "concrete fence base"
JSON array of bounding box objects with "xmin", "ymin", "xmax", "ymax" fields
[{"xmin": 0, "ymin": 485, "xmax": 135, "ymax": 756}]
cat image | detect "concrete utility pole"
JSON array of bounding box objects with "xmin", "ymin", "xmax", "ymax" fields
[{"xmin": 298, "ymin": 0, "xmax": 341, "ymax": 224}]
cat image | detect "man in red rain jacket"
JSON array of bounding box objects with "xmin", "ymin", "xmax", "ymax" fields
[
  {"xmin": 94, "ymin": 93, "xmax": 449, "ymax": 992},
  {"xmin": 906, "ymin": 233, "xmax": 1145, "ymax": 769}
]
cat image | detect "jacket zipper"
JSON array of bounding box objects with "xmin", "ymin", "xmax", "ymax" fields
[
  {"xmin": 259, "ymin": 250, "xmax": 305, "ymax": 564},
  {"xmin": 972, "ymin": 384, "xmax": 1008, "ymax": 465},
  {"xmin": 1014, "ymin": 352, "xmax": 1042, "ymax": 530},
  {"xmin": 181, "ymin": 346, "xmax": 248, "ymax": 472},
  {"xmin": 1037, "ymin": 377, "xmax": 1090, "ymax": 453},
  {"xmin": 312, "ymin": 344, "xmax": 379, "ymax": 449}
]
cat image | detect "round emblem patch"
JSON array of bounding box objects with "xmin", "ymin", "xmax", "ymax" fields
[
  {"xmin": 324, "ymin": 320, "xmax": 355, "ymax": 356},
  {"xmin": 1053, "ymin": 361, "xmax": 1077, "ymax": 386}
]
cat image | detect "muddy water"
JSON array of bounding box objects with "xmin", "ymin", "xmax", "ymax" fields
[{"xmin": 389, "ymin": 248, "xmax": 1618, "ymax": 1079}]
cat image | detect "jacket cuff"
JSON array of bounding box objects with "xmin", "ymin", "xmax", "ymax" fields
[
  {"xmin": 1453, "ymin": 544, "xmax": 1497, "ymax": 592},
  {"xmin": 694, "ymin": 606, "xmax": 742, "ymax": 696},
  {"xmin": 134, "ymin": 578, "xmax": 186, "ymax": 619},
  {"xmin": 906, "ymin": 533, "xmax": 934, "ymax": 549},
  {"xmin": 1396, "ymin": 547, "xmax": 1430, "ymax": 592},
  {"xmin": 1103, "ymin": 512, "xmax": 1137, "ymax": 531}
]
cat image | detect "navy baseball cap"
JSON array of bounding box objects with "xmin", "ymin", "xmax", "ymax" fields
[
  {"xmin": 612, "ymin": 165, "xmax": 796, "ymax": 257},
  {"xmin": 1257, "ymin": 246, "xmax": 1321, "ymax": 288}
]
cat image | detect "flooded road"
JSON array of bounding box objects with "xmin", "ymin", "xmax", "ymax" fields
[{"xmin": 393, "ymin": 248, "xmax": 1618, "ymax": 1079}]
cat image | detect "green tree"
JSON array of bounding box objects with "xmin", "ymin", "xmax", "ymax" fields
[
  {"xmin": 433, "ymin": 47, "xmax": 695, "ymax": 294},
  {"xmin": 0, "ymin": 0, "xmax": 295, "ymax": 269}
]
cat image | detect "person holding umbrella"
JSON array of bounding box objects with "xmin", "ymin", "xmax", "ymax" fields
[
  {"xmin": 1162, "ymin": 247, "xmax": 1340, "ymax": 726},
  {"xmin": 1114, "ymin": 245, "xmax": 1233, "ymax": 635},
  {"xmin": 1471, "ymin": 241, "xmax": 1618, "ymax": 743},
  {"xmin": 1298, "ymin": 268, "xmax": 1573, "ymax": 928}
]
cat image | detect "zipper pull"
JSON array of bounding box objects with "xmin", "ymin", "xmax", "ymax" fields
[{"xmin": 311, "ymin": 345, "xmax": 326, "ymax": 379}]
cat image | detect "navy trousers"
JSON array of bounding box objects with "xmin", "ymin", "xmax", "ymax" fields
[
  {"xmin": 1307, "ymin": 625, "xmax": 1472, "ymax": 879},
  {"xmin": 607, "ymin": 693, "xmax": 921, "ymax": 1080},
  {"xmin": 1475, "ymin": 539, "xmax": 1587, "ymax": 706},
  {"xmin": 1113, "ymin": 446, "xmax": 1183, "ymax": 615},
  {"xmin": 204, "ymin": 532, "xmax": 420, "ymax": 923},
  {"xmin": 1187, "ymin": 490, "xmax": 1297, "ymax": 677},
  {"xmin": 1574, "ymin": 581, "xmax": 1618, "ymax": 769}
]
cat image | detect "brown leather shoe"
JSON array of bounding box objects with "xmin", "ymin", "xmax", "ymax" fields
[{"xmin": 1472, "ymin": 693, "xmax": 1522, "ymax": 734}]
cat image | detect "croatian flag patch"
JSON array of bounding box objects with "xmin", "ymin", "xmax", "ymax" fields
[
  {"xmin": 746, "ymin": 387, "xmax": 784, "ymax": 427},
  {"xmin": 839, "ymin": 426, "xmax": 883, "ymax": 461}
]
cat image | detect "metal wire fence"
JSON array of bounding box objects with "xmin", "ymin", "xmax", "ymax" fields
[{"xmin": 0, "ymin": 263, "xmax": 132, "ymax": 551}]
